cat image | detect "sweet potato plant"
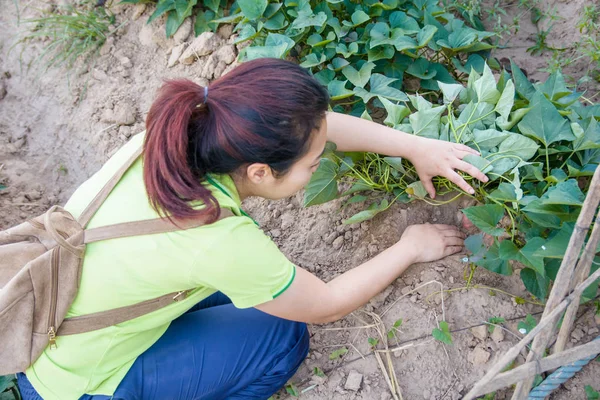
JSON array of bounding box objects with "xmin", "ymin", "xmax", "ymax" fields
[{"xmin": 305, "ymin": 61, "xmax": 600, "ymax": 301}]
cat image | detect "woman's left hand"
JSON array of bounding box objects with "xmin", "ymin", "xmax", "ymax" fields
[{"xmin": 409, "ymin": 137, "xmax": 489, "ymax": 199}]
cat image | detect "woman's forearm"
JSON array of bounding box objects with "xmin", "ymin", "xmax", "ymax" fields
[
  {"xmin": 321, "ymin": 242, "xmax": 416, "ymax": 322},
  {"xmin": 326, "ymin": 111, "xmax": 424, "ymax": 158}
]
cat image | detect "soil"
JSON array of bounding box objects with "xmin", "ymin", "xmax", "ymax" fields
[{"xmin": 1, "ymin": 0, "xmax": 598, "ymax": 399}]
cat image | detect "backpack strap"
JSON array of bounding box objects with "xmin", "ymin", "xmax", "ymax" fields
[
  {"xmin": 78, "ymin": 145, "xmax": 144, "ymax": 227},
  {"xmin": 83, "ymin": 209, "xmax": 234, "ymax": 243},
  {"xmin": 57, "ymin": 290, "xmax": 188, "ymax": 336}
]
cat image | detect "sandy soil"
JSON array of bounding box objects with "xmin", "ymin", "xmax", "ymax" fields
[{"xmin": 0, "ymin": 0, "xmax": 598, "ymax": 399}]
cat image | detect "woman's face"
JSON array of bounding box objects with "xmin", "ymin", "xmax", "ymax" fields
[{"xmin": 241, "ymin": 118, "xmax": 328, "ymax": 200}]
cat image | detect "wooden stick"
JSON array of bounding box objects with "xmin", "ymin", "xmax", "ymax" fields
[
  {"xmin": 554, "ymin": 212, "xmax": 600, "ymax": 353},
  {"xmin": 464, "ymin": 265, "xmax": 600, "ymax": 400},
  {"xmin": 511, "ymin": 167, "xmax": 600, "ymax": 399},
  {"xmin": 467, "ymin": 339, "xmax": 600, "ymax": 397}
]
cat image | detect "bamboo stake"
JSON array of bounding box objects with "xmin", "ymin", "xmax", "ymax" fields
[
  {"xmin": 467, "ymin": 338, "xmax": 600, "ymax": 397},
  {"xmin": 554, "ymin": 212, "xmax": 600, "ymax": 353},
  {"xmin": 511, "ymin": 167, "xmax": 600, "ymax": 399},
  {"xmin": 464, "ymin": 265, "xmax": 600, "ymax": 400}
]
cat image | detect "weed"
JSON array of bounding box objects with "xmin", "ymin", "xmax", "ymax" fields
[
  {"xmin": 329, "ymin": 347, "xmax": 348, "ymax": 360},
  {"xmin": 487, "ymin": 316, "xmax": 505, "ymax": 333},
  {"xmin": 313, "ymin": 367, "xmax": 325, "ymax": 378},
  {"xmin": 586, "ymin": 385, "xmax": 600, "ymax": 400},
  {"xmin": 285, "ymin": 383, "xmax": 300, "ymax": 397},
  {"xmin": 17, "ymin": 1, "xmax": 114, "ymax": 72},
  {"xmin": 432, "ymin": 321, "xmax": 453, "ymax": 345}
]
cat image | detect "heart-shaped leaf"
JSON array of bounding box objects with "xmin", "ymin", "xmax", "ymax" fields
[
  {"xmin": 462, "ymin": 204, "xmax": 505, "ymax": 236},
  {"xmin": 304, "ymin": 158, "xmax": 339, "ymax": 206}
]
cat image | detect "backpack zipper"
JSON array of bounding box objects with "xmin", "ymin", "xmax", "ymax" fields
[{"xmin": 47, "ymin": 247, "xmax": 59, "ymax": 349}]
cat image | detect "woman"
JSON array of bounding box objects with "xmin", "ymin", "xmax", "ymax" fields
[{"xmin": 17, "ymin": 58, "xmax": 487, "ymax": 400}]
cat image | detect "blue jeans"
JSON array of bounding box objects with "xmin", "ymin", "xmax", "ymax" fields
[{"xmin": 18, "ymin": 292, "xmax": 309, "ymax": 400}]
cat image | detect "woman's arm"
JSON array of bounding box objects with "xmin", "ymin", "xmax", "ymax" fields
[
  {"xmin": 256, "ymin": 224, "xmax": 464, "ymax": 324},
  {"xmin": 325, "ymin": 111, "xmax": 489, "ymax": 198}
]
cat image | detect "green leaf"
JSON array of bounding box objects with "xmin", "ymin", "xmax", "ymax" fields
[
  {"xmin": 304, "ymin": 158, "xmax": 338, "ymax": 206},
  {"xmin": 343, "ymin": 10, "xmax": 370, "ymax": 27},
  {"xmin": 520, "ymin": 268, "xmax": 549, "ymax": 300},
  {"xmin": 406, "ymin": 181, "xmax": 428, "ymax": 198},
  {"xmin": 194, "ymin": 9, "xmax": 216, "ymax": 35},
  {"xmin": 344, "ymin": 199, "xmax": 389, "ymax": 224},
  {"xmin": 472, "ymin": 129, "xmax": 511, "ymax": 151},
  {"xmin": 237, "ymin": 0, "xmax": 268, "ymax": 20},
  {"xmin": 380, "ymin": 98, "xmax": 410, "ymax": 127},
  {"xmin": 462, "ymin": 204, "xmax": 505, "ymax": 236},
  {"xmin": 328, "ymin": 79, "xmax": 354, "ymax": 101},
  {"xmin": 342, "ymin": 181, "xmax": 373, "ymax": 196},
  {"xmin": 409, "ymin": 105, "xmax": 445, "ymax": 139},
  {"xmin": 313, "ymin": 367, "xmax": 326, "ymax": 378},
  {"xmin": 148, "ymin": 0, "xmax": 176, "ymax": 23},
  {"xmin": 382, "ymin": 157, "xmax": 406, "ymax": 173},
  {"xmin": 517, "ymin": 314, "xmax": 537, "ymax": 335},
  {"xmin": 203, "ymin": 0, "xmax": 220, "ymax": 12},
  {"xmin": 499, "ymin": 237, "xmax": 546, "ymax": 275},
  {"xmin": 585, "ymin": 385, "xmax": 600, "ymax": 400},
  {"xmin": 541, "ymin": 179, "xmax": 585, "ymax": 206},
  {"xmin": 517, "ymin": 92, "xmax": 576, "ymax": 147},
  {"xmin": 464, "ymin": 154, "xmax": 493, "ymax": 174},
  {"xmin": 393, "ymin": 318, "xmax": 403, "ymax": 328},
  {"xmin": 368, "ymin": 337, "xmax": 379, "ymax": 347},
  {"xmin": 291, "ymin": 10, "xmax": 327, "ymax": 30},
  {"xmin": 478, "ymin": 240, "xmax": 512, "ymax": 275},
  {"xmin": 534, "ymin": 224, "xmax": 574, "ymax": 259},
  {"xmin": 285, "ymin": 383, "xmax": 300, "ymax": 397},
  {"xmin": 353, "ymin": 74, "xmax": 408, "ymax": 103},
  {"xmin": 300, "ymin": 52, "xmax": 327, "ymax": 68},
  {"xmin": 329, "ymin": 347, "xmax": 348, "ymax": 360},
  {"xmin": 438, "ymin": 28, "xmax": 476, "ymax": 50},
  {"xmin": 510, "ymin": 60, "xmax": 536, "ymax": 100},
  {"xmin": 406, "ymin": 58, "xmax": 437, "ymax": 80},
  {"xmin": 573, "ymin": 118, "xmax": 600, "ymax": 151},
  {"xmin": 496, "ymin": 80, "xmax": 515, "ymax": 121},
  {"xmin": 0, "ymin": 375, "xmax": 16, "ymax": 393},
  {"xmin": 539, "ymin": 70, "xmax": 571, "ymax": 101},
  {"xmin": 389, "ymin": 11, "xmax": 419, "ymax": 32},
  {"xmin": 473, "ymin": 64, "xmax": 501, "ymax": 105},
  {"xmin": 367, "ymin": 45, "xmax": 395, "ymax": 62},
  {"xmin": 417, "ymin": 25, "xmax": 437, "ymax": 47},
  {"xmin": 342, "ymin": 62, "xmax": 375, "ymax": 88},
  {"xmin": 438, "ymin": 82, "xmax": 465, "ymax": 104},
  {"xmin": 488, "ymin": 182, "xmax": 519, "ymax": 202},
  {"xmin": 432, "ymin": 321, "xmax": 453, "ymax": 345}
]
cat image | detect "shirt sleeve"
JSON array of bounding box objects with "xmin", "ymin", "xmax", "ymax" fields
[{"xmin": 188, "ymin": 217, "xmax": 296, "ymax": 309}]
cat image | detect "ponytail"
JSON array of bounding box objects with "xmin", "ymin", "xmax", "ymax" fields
[
  {"xmin": 143, "ymin": 58, "xmax": 330, "ymax": 221},
  {"xmin": 143, "ymin": 80, "xmax": 219, "ymax": 221}
]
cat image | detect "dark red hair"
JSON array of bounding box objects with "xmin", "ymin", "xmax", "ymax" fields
[{"xmin": 143, "ymin": 58, "xmax": 330, "ymax": 220}]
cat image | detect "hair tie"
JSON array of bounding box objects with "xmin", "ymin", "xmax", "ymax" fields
[{"xmin": 204, "ymin": 86, "xmax": 209, "ymax": 104}]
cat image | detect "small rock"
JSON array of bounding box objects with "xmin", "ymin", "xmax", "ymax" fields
[
  {"xmin": 369, "ymin": 286, "xmax": 394, "ymax": 309},
  {"xmin": 491, "ymin": 326, "xmax": 505, "ymax": 343},
  {"xmin": 470, "ymin": 325, "xmax": 488, "ymax": 341},
  {"xmin": 344, "ymin": 370, "xmax": 363, "ymax": 391},
  {"xmin": 380, "ymin": 392, "xmax": 392, "ymax": 400},
  {"xmin": 92, "ymin": 69, "xmax": 109, "ymax": 81},
  {"xmin": 270, "ymin": 229, "xmax": 281, "ymax": 238},
  {"xmin": 138, "ymin": 17, "xmax": 174, "ymax": 49},
  {"xmin": 179, "ymin": 32, "xmax": 223, "ymax": 65},
  {"xmin": 0, "ymin": 80, "xmax": 7, "ymax": 100},
  {"xmin": 119, "ymin": 56, "xmax": 132, "ymax": 68},
  {"xmin": 332, "ymin": 236, "xmax": 344, "ymax": 250},
  {"xmin": 173, "ymin": 18, "xmax": 193, "ymax": 44},
  {"xmin": 571, "ymin": 328, "xmax": 584, "ymax": 342},
  {"xmin": 401, "ymin": 286, "xmax": 412, "ymax": 296},
  {"xmin": 588, "ymin": 327, "xmax": 599, "ymax": 335},
  {"xmin": 168, "ymin": 43, "xmax": 186, "ymax": 67},
  {"xmin": 199, "ymin": 45, "xmax": 237, "ymax": 79},
  {"xmin": 280, "ymin": 213, "xmax": 295, "ymax": 230},
  {"xmin": 24, "ymin": 190, "xmax": 42, "ymax": 201},
  {"xmin": 423, "ymin": 389, "xmax": 431, "ymax": 399},
  {"xmin": 468, "ymin": 346, "xmax": 490, "ymax": 365},
  {"xmin": 449, "ymin": 276, "xmax": 454, "ymax": 284},
  {"xmin": 113, "ymin": 102, "xmax": 137, "ymax": 126},
  {"xmin": 409, "ymin": 295, "xmax": 418, "ymax": 303},
  {"xmin": 368, "ymin": 244, "xmax": 378, "ymax": 255},
  {"xmin": 131, "ymin": 3, "xmax": 146, "ymax": 20},
  {"xmin": 313, "ymin": 351, "xmax": 322, "ymax": 359},
  {"xmin": 324, "ymin": 231, "xmax": 337, "ymax": 245},
  {"xmin": 217, "ymin": 24, "xmax": 234, "ymax": 39},
  {"xmin": 99, "ymin": 37, "xmax": 114, "ymax": 56},
  {"xmin": 344, "ymin": 231, "xmax": 352, "ymax": 240}
]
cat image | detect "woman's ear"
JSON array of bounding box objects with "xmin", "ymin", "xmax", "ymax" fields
[{"xmin": 246, "ymin": 163, "xmax": 274, "ymax": 184}]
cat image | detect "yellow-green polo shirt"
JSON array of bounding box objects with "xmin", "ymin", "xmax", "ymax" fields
[{"xmin": 26, "ymin": 132, "xmax": 295, "ymax": 400}]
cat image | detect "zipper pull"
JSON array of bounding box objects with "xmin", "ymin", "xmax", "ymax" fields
[{"xmin": 48, "ymin": 327, "xmax": 57, "ymax": 350}]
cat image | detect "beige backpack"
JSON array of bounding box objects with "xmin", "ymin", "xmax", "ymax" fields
[{"xmin": 0, "ymin": 145, "xmax": 231, "ymax": 375}]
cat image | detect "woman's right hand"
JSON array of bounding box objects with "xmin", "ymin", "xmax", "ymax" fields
[{"xmin": 399, "ymin": 223, "xmax": 466, "ymax": 264}]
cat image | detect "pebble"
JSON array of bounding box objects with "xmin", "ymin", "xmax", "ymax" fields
[
  {"xmin": 401, "ymin": 286, "xmax": 412, "ymax": 295},
  {"xmin": 113, "ymin": 102, "xmax": 137, "ymax": 126},
  {"xmin": 24, "ymin": 190, "xmax": 42, "ymax": 201},
  {"xmin": 270, "ymin": 229, "xmax": 281, "ymax": 238},
  {"xmin": 324, "ymin": 231, "xmax": 337, "ymax": 245},
  {"xmin": 468, "ymin": 346, "xmax": 490, "ymax": 365},
  {"xmin": 423, "ymin": 389, "xmax": 431, "ymax": 399},
  {"xmin": 344, "ymin": 370, "xmax": 363, "ymax": 391},
  {"xmin": 380, "ymin": 392, "xmax": 392, "ymax": 400},
  {"xmin": 168, "ymin": 43, "xmax": 186, "ymax": 68},
  {"xmin": 179, "ymin": 32, "xmax": 223, "ymax": 65},
  {"xmin": 571, "ymin": 328, "xmax": 584, "ymax": 342},
  {"xmin": 344, "ymin": 231, "xmax": 352, "ymax": 240},
  {"xmin": 173, "ymin": 18, "xmax": 193, "ymax": 44},
  {"xmin": 470, "ymin": 325, "xmax": 488, "ymax": 341},
  {"xmin": 491, "ymin": 326, "xmax": 505, "ymax": 343},
  {"xmin": 131, "ymin": 4, "xmax": 146, "ymax": 20},
  {"xmin": 332, "ymin": 236, "xmax": 344, "ymax": 250}
]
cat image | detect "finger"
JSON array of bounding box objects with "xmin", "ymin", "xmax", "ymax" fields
[
  {"xmin": 421, "ymin": 178, "xmax": 436, "ymax": 199},
  {"xmin": 443, "ymin": 230, "xmax": 467, "ymax": 239},
  {"xmin": 447, "ymin": 170, "xmax": 475, "ymax": 195},
  {"xmin": 434, "ymin": 224, "xmax": 460, "ymax": 230},
  {"xmin": 455, "ymin": 144, "xmax": 479, "ymax": 156},
  {"xmin": 455, "ymin": 160, "xmax": 489, "ymax": 183},
  {"xmin": 444, "ymin": 236, "xmax": 465, "ymax": 247},
  {"xmin": 444, "ymin": 245, "xmax": 464, "ymax": 256}
]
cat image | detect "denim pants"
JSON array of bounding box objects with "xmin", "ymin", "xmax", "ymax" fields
[{"xmin": 18, "ymin": 292, "xmax": 309, "ymax": 400}]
